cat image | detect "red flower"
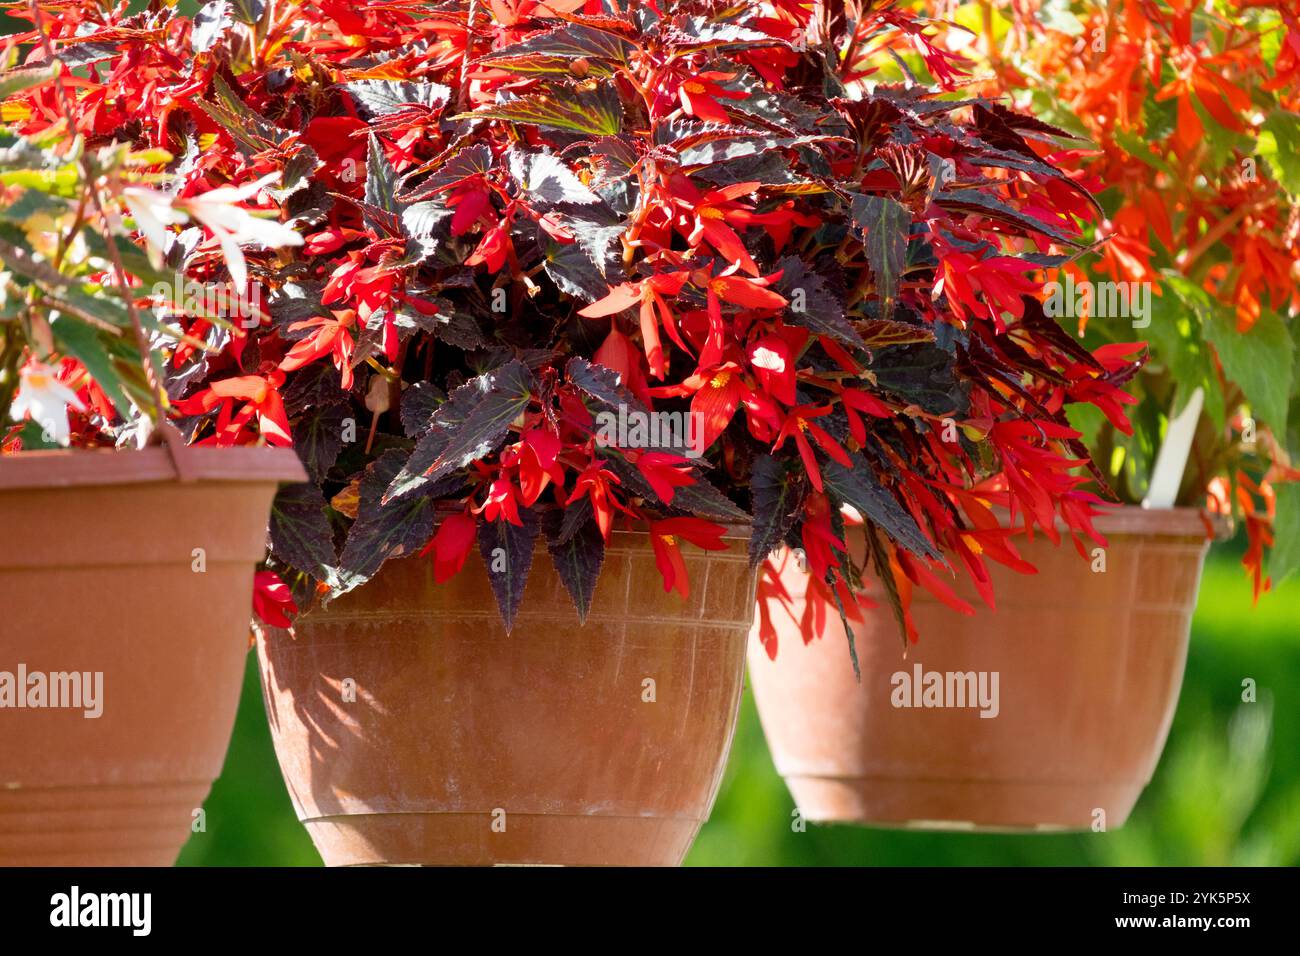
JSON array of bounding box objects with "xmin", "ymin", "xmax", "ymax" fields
[
  {"xmin": 649, "ymin": 517, "xmax": 730, "ymax": 598},
  {"xmin": 174, "ymin": 371, "xmax": 292, "ymax": 446},
  {"xmin": 579, "ymin": 271, "xmax": 691, "ymax": 378},
  {"xmin": 420, "ymin": 512, "xmax": 478, "ymax": 583},
  {"xmin": 279, "ymin": 310, "xmax": 358, "ymax": 389},
  {"xmin": 516, "ymin": 427, "xmax": 565, "ymax": 506},
  {"xmin": 748, "ymin": 331, "xmax": 802, "ymax": 406},
  {"xmin": 630, "ymin": 450, "xmax": 696, "ymax": 504},
  {"xmin": 475, "ymin": 474, "xmax": 524, "ymax": 525},
  {"xmin": 772, "ymin": 404, "xmax": 852, "ymax": 492},
  {"xmin": 675, "ymin": 71, "xmax": 747, "ymax": 124},
  {"xmin": 252, "ymin": 570, "xmax": 297, "ymax": 628},
  {"xmin": 566, "ymin": 459, "xmax": 622, "ymax": 540}
]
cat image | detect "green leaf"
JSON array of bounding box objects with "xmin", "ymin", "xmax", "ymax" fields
[
  {"xmin": 270, "ymin": 482, "xmax": 338, "ymax": 581},
  {"xmin": 1259, "ymin": 110, "xmax": 1300, "ymax": 196},
  {"xmin": 9, "ymin": 419, "xmax": 59, "ymax": 449},
  {"xmin": 0, "ymin": 64, "xmax": 58, "ymax": 100},
  {"xmin": 1202, "ymin": 306, "xmax": 1294, "ymax": 437},
  {"xmin": 384, "ymin": 359, "xmax": 534, "ymax": 501},
  {"xmin": 1270, "ymin": 482, "xmax": 1300, "ymax": 584},
  {"xmin": 1148, "ymin": 275, "xmax": 1224, "ymax": 426},
  {"xmin": 456, "ymin": 86, "xmax": 622, "ymax": 136},
  {"xmin": 478, "ymin": 507, "xmax": 542, "ymax": 632},
  {"xmin": 821, "ymin": 453, "xmax": 940, "ymax": 561},
  {"xmin": 850, "ymin": 193, "xmax": 911, "ymax": 315},
  {"xmin": 49, "ymin": 315, "xmax": 133, "ymax": 417}
]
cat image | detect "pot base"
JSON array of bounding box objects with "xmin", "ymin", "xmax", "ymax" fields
[
  {"xmin": 303, "ymin": 813, "xmax": 702, "ymax": 867},
  {"xmin": 0, "ymin": 781, "xmax": 211, "ymax": 866},
  {"xmin": 785, "ymin": 776, "xmax": 1138, "ymax": 832}
]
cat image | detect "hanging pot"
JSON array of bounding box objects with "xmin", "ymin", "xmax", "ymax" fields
[
  {"xmin": 747, "ymin": 507, "xmax": 1213, "ymax": 831},
  {"xmin": 257, "ymin": 525, "xmax": 755, "ymax": 866},
  {"xmin": 0, "ymin": 446, "xmax": 305, "ymax": 865}
]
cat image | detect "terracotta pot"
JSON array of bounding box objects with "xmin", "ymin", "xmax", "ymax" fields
[
  {"xmin": 0, "ymin": 446, "xmax": 305, "ymax": 865},
  {"xmin": 748, "ymin": 507, "xmax": 1212, "ymax": 831},
  {"xmin": 257, "ymin": 526, "xmax": 755, "ymax": 866}
]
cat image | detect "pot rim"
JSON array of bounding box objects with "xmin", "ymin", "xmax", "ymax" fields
[
  {"xmin": 0, "ymin": 445, "xmax": 307, "ymax": 490},
  {"xmin": 1058, "ymin": 503, "xmax": 1227, "ymax": 539}
]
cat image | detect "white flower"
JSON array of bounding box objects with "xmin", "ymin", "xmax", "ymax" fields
[
  {"xmin": 10, "ymin": 361, "xmax": 85, "ymax": 446},
  {"xmin": 120, "ymin": 186, "xmax": 188, "ymax": 266},
  {"xmin": 122, "ymin": 173, "xmax": 303, "ymax": 288}
]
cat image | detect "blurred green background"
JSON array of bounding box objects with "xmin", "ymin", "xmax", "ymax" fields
[{"xmin": 179, "ymin": 544, "xmax": 1300, "ymax": 867}]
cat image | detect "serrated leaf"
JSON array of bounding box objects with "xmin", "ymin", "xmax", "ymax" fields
[
  {"xmin": 192, "ymin": 1, "xmax": 233, "ymax": 54},
  {"xmin": 270, "ymin": 482, "xmax": 338, "ymax": 580},
  {"xmin": 821, "ymin": 454, "xmax": 940, "ymax": 561},
  {"xmin": 870, "ymin": 342, "xmax": 966, "ymax": 415},
  {"xmin": 229, "ymin": 0, "xmax": 265, "ymax": 25},
  {"xmin": 336, "ymin": 449, "xmax": 437, "ymax": 593},
  {"xmin": 477, "ymin": 23, "xmax": 629, "ymax": 67},
  {"xmin": 53, "ymin": 42, "xmax": 119, "ymax": 68},
  {"xmin": 850, "ymin": 193, "xmax": 910, "ymax": 315},
  {"xmin": 198, "ymin": 76, "xmax": 295, "ymax": 158},
  {"xmin": 935, "ymin": 187, "xmax": 1083, "ymax": 246},
  {"xmin": 773, "ymin": 256, "xmax": 865, "ymax": 350},
  {"xmin": 665, "ymin": 477, "xmax": 750, "ymax": 521},
  {"xmin": 565, "ymin": 356, "xmax": 649, "ymax": 416},
  {"xmin": 456, "ymin": 86, "xmax": 622, "ymax": 136},
  {"xmin": 400, "ymin": 380, "xmax": 444, "ymax": 437},
  {"xmin": 664, "ymin": 19, "xmax": 783, "ymax": 52},
  {"xmin": 365, "ymin": 132, "xmax": 399, "ymax": 215},
  {"xmin": 544, "ymin": 507, "xmax": 605, "ymax": 622},
  {"xmin": 508, "ymin": 148, "xmax": 601, "ymax": 205},
  {"xmin": 478, "ymin": 508, "xmax": 542, "ymax": 631},
  {"xmin": 384, "ymin": 359, "xmax": 534, "ymax": 501},
  {"xmin": 541, "ymin": 232, "xmax": 611, "ymax": 301},
  {"xmin": 748, "ymin": 454, "xmax": 808, "ymax": 567},
  {"xmin": 345, "ymin": 80, "xmax": 451, "ymax": 118},
  {"xmin": 292, "ymin": 402, "xmax": 349, "ymax": 482}
]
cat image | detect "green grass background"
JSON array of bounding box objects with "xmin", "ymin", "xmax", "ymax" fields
[{"xmin": 178, "ymin": 547, "xmax": 1300, "ymax": 867}]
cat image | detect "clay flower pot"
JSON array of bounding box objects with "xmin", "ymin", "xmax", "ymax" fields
[
  {"xmin": 257, "ymin": 526, "xmax": 754, "ymax": 866},
  {"xmin": 748, "ymin": 507, "xmax": 1212, "ymax": 831},
  {"xmin": 0, "ymin": 446, "xmax": 305, "ymax": 865}
]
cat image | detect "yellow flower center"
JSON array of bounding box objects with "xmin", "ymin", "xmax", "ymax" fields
[
  {"xmin": 710, "ymin": 371, "xmax": 732, "ymax": 388},
  {"xmin": 682, "ymin": 81, "xmax": 707, "ymax": 94},
  {"xmin": 698, "ymin": 206, "xmax": 725, "ymax": 220}
]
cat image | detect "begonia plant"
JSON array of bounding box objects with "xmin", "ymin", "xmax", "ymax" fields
[
  {"xmin": 1, "ymin": 0, "xmax": 1142, "ymax": 659},
  {"xmin": 957, "ymin": 0, "xmax": 1300, "ymax": 597}
]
